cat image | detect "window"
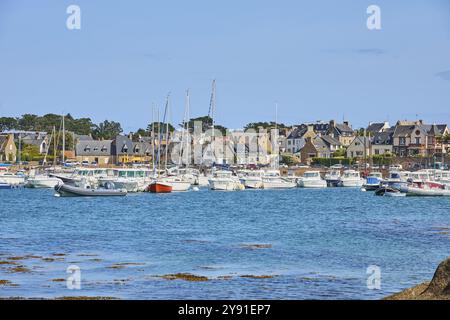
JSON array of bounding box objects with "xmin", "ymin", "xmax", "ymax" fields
[
  {"xmin": 399, "ymin": 137, "xmax": 406, "ymax": 145},
  {"xmin": 415, "ymin": 137, "xmax": 420, "ymax": 144},
  {"xmin": 375, "ymin": 149, "xmax": 380, "ymax": 155}
]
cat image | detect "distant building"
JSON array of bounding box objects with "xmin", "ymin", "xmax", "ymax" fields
[
  {"xmin": 366, "ymin": 122, "xmax": 390, "ymax": 136},
  {"xmin": 327, "ymin": 120, "xmax": 355, "ymax": 147},
  {"xmin": 300, "ymin": 136, "xmax": 332, "ymax": 164},
  {"xmin": 0, "ymin": 134, "xmax": 17, "ymax": 163},
  {"xmin": 76, "ymin": 140, "xmax": 113, "ymax": 165},
  {"xmin": 371, "ymin": 130, "xmax": 394, "ymax": 155},
  {"xmin": 346, "ymin": 136, "xmax": 371, "ymax": 159},
  {"xmin": 392, "ymin": 120, "xmax": 449, "ymax": 157}
]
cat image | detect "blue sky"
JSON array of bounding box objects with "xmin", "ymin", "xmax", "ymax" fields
[{"xmin": 0, "ymin": 0, "xmax": 449, "ymax": 132}]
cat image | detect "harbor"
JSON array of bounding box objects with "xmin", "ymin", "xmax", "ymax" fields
[{"xmin": 1, "ymin": 186, "xmax": 449, "ymax": 299}]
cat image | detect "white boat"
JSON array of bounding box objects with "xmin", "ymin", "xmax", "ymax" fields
[
  {"xmin": 241, "ymin": 170, "xmax": 264, "ymax": 189},
  {"xmin": 401, "ymin": 181, "xmax": 450, "ymax": 197},
  {"xmin": 0, "ymin": 171, "xmax": 25, "ymax": 185},
  {"xmin": 298, "ymin": 171, "xmax": 327, "ymax": 188},
  {"xmin": 340, "ymin": 170, "xmax": 364, "ymax": 187},
  {"xmin": 98, "ymin": 168, "xmax": 152, "ymax": 192},
  {"xmin": 435, "ymin": 170, "xmax": 450, "ymax": 187},
  {"xmin": 25, "ymin": 175, "xmax": 63, "ymax": 188},
  {"xmin": 160, "ymin": 176, "xmax": 191, "ymax": 192},
  {"xmin": 209, "ymin": 170, "xmax": 244, "ymax": 191},
  {"xmin": 324, "ymin": 169, "xmax": 341, "ymax": 187},
  {"xmin": 262, "ymin": 170, "xmax": 296, "ymax": 189}
]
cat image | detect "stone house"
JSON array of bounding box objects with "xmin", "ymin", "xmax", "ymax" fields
[
  {"xmin": 0, "ymin": 134, "xmax": 17, "ymax": 162},
  {"xmin": 346, "ymin": 136, "xmax": 371, "ymax": 159}
]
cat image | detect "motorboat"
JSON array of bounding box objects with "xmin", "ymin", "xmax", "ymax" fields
[
  {"xmin": 363, "ymin": 172, "xmax": 383, "ymax": 191},
  {"xmin": 25, "ymin": 175, "xmax": 63, "ymax": 188},
  {"xmin": 297, "ymin": 171, "xmax": 327, "ymax": 188},
  {"xmin": 241, "ymin": 170, "xmax": 264, "ymax": 189},
  {"xmin": 374, "ymin": 186, "xmax": 406, "ymax": 197},
  {"xmin": 54, "ymin": 181, "xmax": 127, "ymax": 197},
  {"xmin": 324, "ymin": 169, "xmax": 341, "ymax": 187},
  {"xmin": 0, "ymin": 170, "xmax": 25, "ymax": 185},
  {"xmin": 340, "ymin": 170, "xmax": 364, "ymax": 187},
  {"xmin": 261, "ymin": 170, "xmax": 296, "ymax": 189},
  {"xmin": 97, "ymin": 168, "xmax": 152, "ymax": 192},
  {"xmin": 209, "ymin": 170, "xmax": 244, "ymax": 191},
  {"xmin": 400, "ymin": 181, "xmax": 450, "ymax": 197}
]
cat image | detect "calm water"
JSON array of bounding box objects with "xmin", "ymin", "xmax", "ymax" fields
[{"xmin": 0, "ymin": 187, "xmax": 449, "ymax": 299}]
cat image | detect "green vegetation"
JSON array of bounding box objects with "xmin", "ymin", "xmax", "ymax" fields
[
  {"xmin": 244, "ymin": 121, "xmax": 288, "ymax": 131},
  {"xmin": 185, "ymin": 116, "xmax": 227, "ymax": 135},
  {"xmin": 312, "ymin": 157, "xmax": 355, "ymax": 166},
  {"xmin": 280, "ymin": 154, "xmax": 300, "ymax": 166}
]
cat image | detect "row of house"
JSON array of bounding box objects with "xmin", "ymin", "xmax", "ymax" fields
[
  {"xmin": 283, "ymin": 120, "xmax": 449, "ymax": 164},
  {"xmin": 1, "ymin": 119, "xmax": 449, "ymax": 166}
]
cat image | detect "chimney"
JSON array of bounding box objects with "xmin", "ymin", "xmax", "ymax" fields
[
  {"xmin": 129, "ymin": 132, "xmax": 133, "ymax": 140},
  {"xmin": 329, "ymin": 120, "xmax": 335, "ymax": 128},
  {"xmin": 307, "ymin": 124, "xmax": 314, "ymax": 132}
]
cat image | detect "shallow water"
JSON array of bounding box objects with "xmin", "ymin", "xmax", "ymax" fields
[{"xmin": 0, "ymin": 187, "xmax": 449, "ymax": 299}]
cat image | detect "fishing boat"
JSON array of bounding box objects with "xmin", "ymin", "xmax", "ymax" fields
[
  {"xmin": 340, "ymin": 170, "xmax": 364, "ymax": 187},
  {"xmin": 363, "ymin": 172, "xmax": 383, "ymax": 191},
  {"xmin": 297, "ymin": 171, "xmax": 327, "ymax": 188},
  {"xmin": 324, "ymin": 169, "xmax": 341, "ymax": 187},
  {"xmin": 146, "ymin": 181, "xmax": 173, "ymax": 193},
  {"xmin": 25, "ymin": 175, "xmax": 63, "ymax": 188},
  {"xmin": 209, "ymin": 170, "xmax": 244, "ymax": 191},
  {"xmin": 54, "ymin": 181, "xmax": 127, "ymax": 197},
  {"xmin": 261, "ymin": 170, "xmax": 296, "ymax": 189}
]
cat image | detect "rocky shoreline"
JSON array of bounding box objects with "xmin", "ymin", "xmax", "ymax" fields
[{"xmin": 385, "ymin": 258, "xmax": 450, "ymax": 300}]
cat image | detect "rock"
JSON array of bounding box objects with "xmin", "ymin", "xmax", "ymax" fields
[{"xmin": 423, "ymin": 258, "xmax": 450, "ymax": 296}]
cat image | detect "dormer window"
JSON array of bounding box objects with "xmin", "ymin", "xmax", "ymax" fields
[
  {"xmin": 84, "ymin": 145, "xmax": 91, "ymax": 152},
  {"xmin": 101, "ymin": 146, "xmax": 107, "ymax": 152},
  {"xmin": 122, "ymin": 144, "xmax": 128, "ymax": 153}
]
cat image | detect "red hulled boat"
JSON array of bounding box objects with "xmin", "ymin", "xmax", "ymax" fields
[{"xmin": 147, "ymin": 181, "xmax": 173, "ymax": 193}]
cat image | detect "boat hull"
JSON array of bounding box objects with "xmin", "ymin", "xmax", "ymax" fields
[
  {"xmin": 298, "ymin": 179, "xmax": 327, "ymax": 188},
  {"xmin": 25, "ymin": 177, "xmax": 62, "ymax": 188},
  {"xmin": 54, "ymin": 184, "xmax": 127, "ymax": 197},
  {"xmin": 147, "ymin": 182, "xmax": 173, "ymax": 193}
]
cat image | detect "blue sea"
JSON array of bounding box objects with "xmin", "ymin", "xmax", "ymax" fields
[{"xmin": 1, "ymin": 187, "xmax": 449, "ymax": 299}]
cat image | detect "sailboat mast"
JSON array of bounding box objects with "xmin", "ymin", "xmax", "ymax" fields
[
  {"xmin": 151, "ymin": 104, "xmax": 155, "ymax": 172},
  {"xmin": 53, "ymin": 126, "xmax": 57, "ymax": 168},
  {"xmin": 185, "ymin": 89, "xmax": 190, "ymax": 167},
  {"xmin": 62, "ymin": 114, "xmax": 65, "ymax": 164},
  {"xmin": 164, "ymin": 97, "xmax": 170, "ymax": 170}
]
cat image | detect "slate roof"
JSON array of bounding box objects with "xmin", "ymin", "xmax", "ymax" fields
[
  {"xmin": 320, "ymin": 135, "xmax": 341, "ymax": 147},
  {"xmin": 366, "ymin": 123, "xmax": 385, "ymax": 134},
  {"xmin": 76, "ymin": 140, "xmax": 112, "ymax": 156},
  {"xmin": 372, "ymin": 131, "xmax": 393, "ymax": 145}
]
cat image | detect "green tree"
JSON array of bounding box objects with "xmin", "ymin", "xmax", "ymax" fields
[
  {"xmin": 0, "ymin": 117, "xmax": 18, "ymax": 131},
  {"xmin": 92, "ymin": 120, "xmax": 123, "ymax": 140},
  {"xmin": 186, "ymin": 116, "xmax": 227, "ymax": 135},
  {"xmin": 244, "ymin": 121, "xmax": 288, "ymax": 131},
  {"xmin": 147, "ymin": 122, "xmax": 175, "ymax": 134}
]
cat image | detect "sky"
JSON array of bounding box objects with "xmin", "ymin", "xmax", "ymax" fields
[{"xmin": 0, "ymin": 0, "xmax": 450, "ymax": 133}]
